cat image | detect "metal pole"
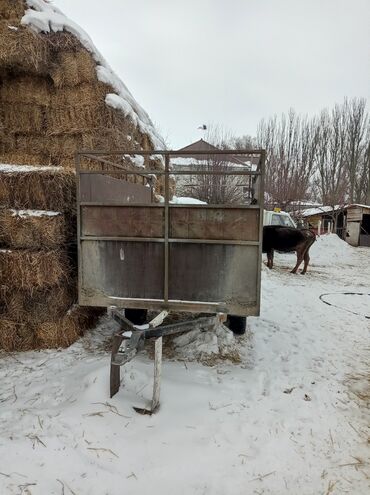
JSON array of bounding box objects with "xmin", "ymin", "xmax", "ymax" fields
[
  {"xmin": 75, "ymin": 153, "xmax": 82, "ymax": 305},
  {"xmin": 256, "ymin": 151, "xmax": 265, "ymax": 315},
  {"xmin": 164, "ymin": 154, "xmax": 170, "ymax": 303}
]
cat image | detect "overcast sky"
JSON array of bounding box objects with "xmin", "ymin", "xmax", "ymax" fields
[{"xmin": 56, "ymin": 0, "xmax": 369, "ymax": 148}]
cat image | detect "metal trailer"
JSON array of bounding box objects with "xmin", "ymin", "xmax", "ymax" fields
[{"xmin": 76, "ymin": 149, "xmax": 265, "ymax": 413}]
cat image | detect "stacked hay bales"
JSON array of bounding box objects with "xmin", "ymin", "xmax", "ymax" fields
[
  {"xmin": 0, "ymin": 1, "xmax": 172, "ymax": 350},
  {"xmin": 0, "ymin": 163, "xmax": 101, "ymax": 350},
  {"xmin": 0, "ymin": 0, "xmax": 168, "ymax": 184}
]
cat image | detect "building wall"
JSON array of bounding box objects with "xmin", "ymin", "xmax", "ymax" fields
[
  {"xmin": 347, "ymin": 207, "xmax": 363, "ymax": 222},
  {"xmin": 346, "ymin": 222, "xmax": 360, "ymax": 246}
]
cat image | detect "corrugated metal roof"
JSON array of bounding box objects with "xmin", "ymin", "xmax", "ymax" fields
[{"xmin": 300, "ymin": 203, "xmax": 370, "ymax": 217}]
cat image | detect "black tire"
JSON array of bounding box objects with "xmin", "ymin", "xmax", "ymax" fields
[
  {"xmin": 226, "ymin": 315, "xmax": 246, "ymax": 335},
  {"xmin": 125, "ymin": 308, "xmax": 148, "ymax": 325}
]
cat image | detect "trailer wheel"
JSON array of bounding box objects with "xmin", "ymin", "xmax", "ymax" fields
[
  {"xmin": 125, "ymin": 308, "xmax": 148, "ymax": 325},
  {"xmin": 226, "ymin": 315, "xmax": 246, "ymax": 335}
]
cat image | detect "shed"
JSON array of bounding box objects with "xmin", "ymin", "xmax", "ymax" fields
[
  {"xmin": 298, "ymin": 204, "xmax": 370, "ymax": 247},
  {"xmin": 346, "ymin": 204, "xmax": 370, "ymax": 247}
]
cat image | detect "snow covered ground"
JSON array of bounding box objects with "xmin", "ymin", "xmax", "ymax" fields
[{"xmin": 0, "ymin": 235, "xmax": 369, "ymax": 494}]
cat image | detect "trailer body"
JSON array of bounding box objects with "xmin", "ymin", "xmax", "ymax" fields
[{"xmin": 76, "ymin": 150, "xmax": 265, "ymax": 317}]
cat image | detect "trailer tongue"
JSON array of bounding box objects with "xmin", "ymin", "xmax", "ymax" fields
[{"xmin": 110, "ymin": 308, "xmax": 226, "ymax": 413}]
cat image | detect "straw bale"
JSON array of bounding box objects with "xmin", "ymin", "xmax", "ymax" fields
[
  {"xmin": 0, "ymin": 249, "xmax": 69, "ymax": 290},
  {"xmin": 2, "ymin": 284, "xmax": 76, "ymax": 324},
  {"xmin": 0, "ymin": 125, "xmax": 137, "ymax": 168},
  {"xmin": 0, "ymin": 75, "xmax": 51, "ymax": 106},
  {"xmin": 50, "ymin": 82, "xmax": 107, "ymax": 107},
  {"xmin": 0, "ymin": 303, "xmax": 103, "ymax": 350},
  {"xmin": 1, "ymin": 133, "xmax": 81, "ymax": 168},
  {"xmin": 6, "ymin": 134, "xmax": 46, "ymax": 155},
  {"xmin": 50, "ymin": 50, "xmax": 97, "ymax": 88},
  {"xmin": 49, "ymin": 133, "xmax": 82, "ymax": 155},
  {"xmin": 0, "ymin": 0, "xmax": 25, "ymax": 20},
  {"xmin": 13, "ymin": 133, "xmax": 82, "ymax": 158},
  {"xmin": 46, "ymin": 31, "xmax": 84, "ymax": 52},
  {"xmin": 2, "ymin": 102, "xmax": 44, "ymax": 133},
  {"xmin": 0, "ymin": 22, "xmax": 50, "ymax": 74},
  {"xmin": 0, "ymin": 167, "xmax": 76, "ymax": 211},
  {"xmin": 55, "ymin": 157, "xmax": 76, "ymax": 169},
  {"xmin": 0, "ymin": 133, "xmax": 14, "ymax": 154},
  {"xmin": 47, "ymin": 102, "xmax": 109, "ymax": 135},
  {"xmin": 81, "ymin": 127, "xmax": 134, "ymax": 152},
  {"xmin": 36, "ymin": 316, "xmax": 81, "ymax": 348},
  {"xmin": 15, "ymin": 133, "xmax": 84, "ymax": 167},
  {"xmin": 0, "ymin": 319, "xmax": 36, "ymax": 351},
  {"xmin": 36, "ymin": 305, "xmax": 103, "ymax": 348},
  {"xmin": 0, "ymin": 151, "xmax": 47, "ymax": 167},
  {"xmin": 0, "ymin": 209, "xmax": 67, "ymax": 249}
]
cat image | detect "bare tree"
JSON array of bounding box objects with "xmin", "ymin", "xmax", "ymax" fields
[
  {"xmin": 354, "ymin": 118, "xmax": 370, "ymax": 203},
  {"xmin": 257, "ymin": 109, "xmax": 317, "ymax": 209},
  {"xmin": 344, "ymin": 98, "xmax": 368, "ymax": 203},
  {"xmin": 258, "ymin": 98, "xmax": 369, "ymax": 209},
  {"xmin": 190, "ymin": 154, "xmax": 247, "ymax": 204},
  {"xmin": 231, "ymin": 134, "xmax": 257, "ymax": 150},
  {"xmin": 203, "ymin": 123, "xmax": 235, "ymax": 149},
  {"xmin": 180, "ymin": 124, "xmax": 253, "ymax": 204},
  {"xmin": 315, "ymin": 105, "xmax": 348, "ymax": 206}
]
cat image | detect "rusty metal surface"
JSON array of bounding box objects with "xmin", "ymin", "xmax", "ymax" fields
[
  {"xmin": 79, "ymin": 292, "xmax": 259, "ymax": 316},
  {"xmin": 80, "ymin": 173, "xmax": 152, "ymax": 203},
  {"xmin": 81, "ymin": 240, "xmax": 164, "ymax": 300},
  {"xmin": 81, "ymin": 206, "xmax": 164, "ymax": 238},
  {"xmin": 169, "ymin": 244, "xmax": 258, "ymax": 314},
  {"xmin": 77, "ymin": 149, "xmax": 265, "ymax": 317},
  {"xmin": 170, "ymin": 207, "xmax": 259, "ymax": 241},
  {"xmin": 359, "ymin": 234, "xmax": 370, "ymax": 247}
]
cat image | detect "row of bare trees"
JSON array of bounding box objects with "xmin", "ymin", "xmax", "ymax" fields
[{"xmin": 256, "ymin": 98, "xmax": 369, "ymax": 208}]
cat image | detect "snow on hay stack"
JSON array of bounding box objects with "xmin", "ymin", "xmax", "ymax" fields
[{"xmin": 0, "ymin": 0, "xmax": 167, "ymax": 350}]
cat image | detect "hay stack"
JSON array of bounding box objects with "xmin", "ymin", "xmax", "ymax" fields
[
  {"xmin": 0, "ymin": 1, "xmax": 170, "ymax": 350},
  {"xmin": 0, "ymin": 0, "xmax": 165, "ymax": 170},
  {"xmin": 0, "ymin": 209, "xmax": 67, "ymax": 249},
  {"xmin": 0, "ymin": 164, "xmax": 101, "ymax": 350},
  {"xmin": 0, "ymin": 164, "xmax": 76, "ymax": 211}
]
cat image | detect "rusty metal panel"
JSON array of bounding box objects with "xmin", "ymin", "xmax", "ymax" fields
[
  {"xmin": 80, "ymin": 173, "xmax": 151, "ymax": 203},
  {"xmin": 81, "ymin": 206, "xmax": 164, "ymax": 238},
  {"xmin": 81, "ymin": 241, "xmax": 164, "ymax": 300},
  {"xmin": 359, "ymin": 234, "xmax": 370, "ymax": 247},
  {"xmin": 170, "ymin": 207, "xmax": 259, "ymax": 240},
  {"xmin": 169, "ymin": 243, "xmax": 259, "ymax": 315}
]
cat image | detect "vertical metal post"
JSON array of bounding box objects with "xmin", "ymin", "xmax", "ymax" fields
[
  {"xmin": 256, "ymin": 151, "xmax": 265, "ymax": 315},
  {"xmin": 164, "ymin": 154, "xmax": 170, "ymax": 303},
  {"xmin": 75, "ymin": 152, "xmax": 82, "ymax": 304}
]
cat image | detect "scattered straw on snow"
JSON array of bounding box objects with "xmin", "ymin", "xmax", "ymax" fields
[{"xmin": 171, "ymin": 323, "xmax": 243, "ymax": 365}]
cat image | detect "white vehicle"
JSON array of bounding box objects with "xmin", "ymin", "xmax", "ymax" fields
[{"xmin": 263, "ymin": 209, "xmax": 297, "ymax": 228}]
